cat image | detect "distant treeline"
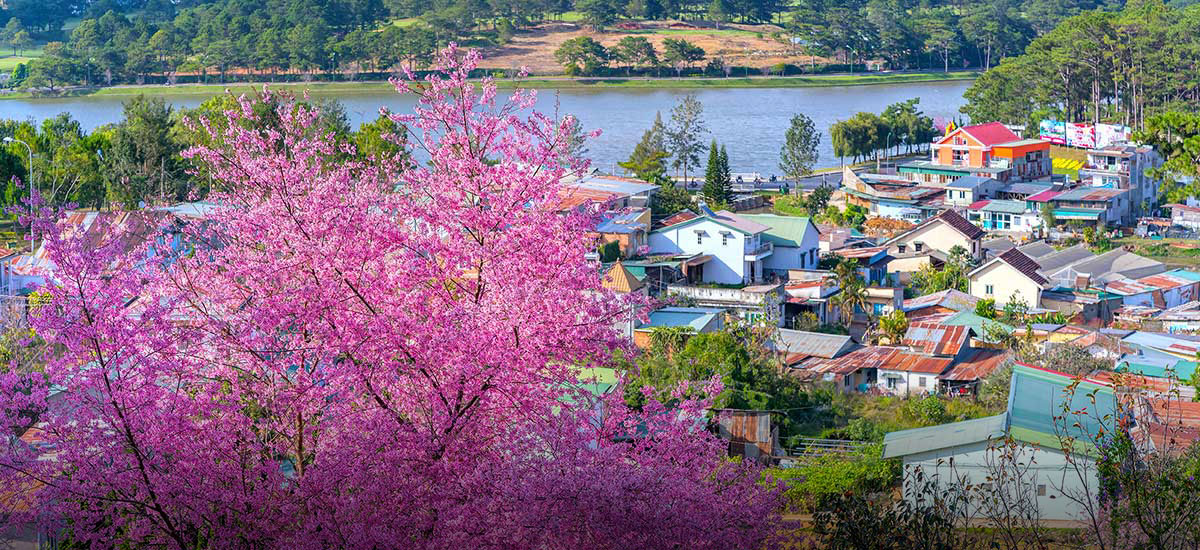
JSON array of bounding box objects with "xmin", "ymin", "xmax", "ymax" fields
[
  {"xmin": 0, "ymin": 0, "xmax": 1151, "ymax": 90},
  {"xmin": 962, "ymin": 1, "xmax": 1200, "ymax": 132}
]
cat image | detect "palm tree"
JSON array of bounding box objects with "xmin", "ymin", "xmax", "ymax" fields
[
  {"xmin": 649, "ymin": 326, "xmax": 695, "ymax": 355},
  {"xmin": 834, "ymin": 280, "xmax": 870, "ymax": 326}
]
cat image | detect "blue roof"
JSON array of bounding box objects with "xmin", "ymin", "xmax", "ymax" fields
[
  {"xmin": 637, "ymin": 307, "xmax": 723, "ymax": 331},
  {"xmin": 1008, "ymin": 363, "xmax": 1115, "ymax": 447},
  {"xmin": 1165, "ymin": 268, "xmax": 1200, "ymax": 282},
  {"xmin": 946, "ymin": 175, "xmax": 997, "ymax": 189}
]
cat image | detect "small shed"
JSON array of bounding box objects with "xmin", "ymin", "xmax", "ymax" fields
[{"xmin": 715, "ymin": 409, "xmax": 779, "ymax": 463}]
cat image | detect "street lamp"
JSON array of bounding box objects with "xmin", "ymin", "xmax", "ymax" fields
[
  {"xmin": 877, "ymin": 130, "xmax": 895, "ymax": 173},
  {"xmin": 4, "ymin": 137, "xmax": 33, "ymax": 249}
]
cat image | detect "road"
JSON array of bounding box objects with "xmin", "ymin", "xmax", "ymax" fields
[{"xmin": 675, "ymin": 170, "xmax": 844, "ymax": 193}]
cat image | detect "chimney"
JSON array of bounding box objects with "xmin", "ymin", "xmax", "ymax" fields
[{"xmin": 697, "ymin": 200, "xmax": 717, "ymax": 217}]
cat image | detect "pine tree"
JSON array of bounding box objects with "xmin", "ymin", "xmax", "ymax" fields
[
  {"xmin": 619, "ymin": 112, "xmax": 670, "ymax": 182},
  {"xmin": 701, "ymin": 140, "xmax": 729, "ymax": 206},
  {"xmin": 718, "ymin": 144, "xmax": 731, "ymax": 196}
]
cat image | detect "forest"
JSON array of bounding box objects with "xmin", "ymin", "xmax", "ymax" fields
[
  {"xmin": 0, "ymin": 0, "xmax": 1149, "ymax": 89},
  {"xmin": 961, "ymin": 1, "xmax": 1200, "ymax": 132}
]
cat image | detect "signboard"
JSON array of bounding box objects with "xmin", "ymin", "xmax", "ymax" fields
[
  {"xmin": 1066, "ymin": 123, "xmax": 1096, "ymax": 148},
  {"xmin": 1095, "ymin": 123, "xmax": 1132, "ymax": 148},
  {"xmin": 1039, "ymin": 119, "xmax": 1066, "ymax": 144}
]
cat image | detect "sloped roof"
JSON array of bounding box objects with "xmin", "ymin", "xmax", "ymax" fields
[
  {"xmin": 660, "ymin": 210, "xmax": 698, "ymax": 228},
  {"xmin": 885, "ymin": 208, "xmax": 984, "ymax": 247},
  {"xmin": 636, "ymin": 307, "xmax": 722, "ymax": 331},
  {"xmin": 1008, "ymin": 363, "xmax": 1115, "ymax": 449},
  {"xmin": 601, "ymin": 262, "xmax": 644, "ymax": 293},
  {"xmin": 946, "ymin": 175, "xmax": 998, "ymax": 190},
  {"xmin": 1034, "ymin": 244, "xmax": 1093, "ymax": 273},
  {"xmin": 957, "ymin": 122, "xmax": 1022, "ymax": 147},
  {"xmin": 882, "ymin": 413, "xmax": 1008, "ymax": 458},
  {"xmin": 903, "ymin": 321, "xmax": 972, "ymax": 356},
  {"xmin": 775, "ymin": 329, "xmax": 856, "ymax": 361},
  {"xmin": 972, "ymin": 248, "xmax": 1048, "ymax": 286},
  {"xmin": 1016, "ymin": 240, "xmax": 1056, "ymax": 258},
  {"xmin": 902, "ymin": 289, "xmax": 980, "ymax": 313},
  {"xmin": 880, "ymin": 351, "xmax": 954, "ymax": 374},
  {"xmin": 802, "ymin": 346, "xmax": 898, "ymax": 376},
  {"xmin": 1055, "ymin": 187, "xmax": 1129, "ymax": 202},
  {"xmin": 1025, "ymin": 189, "xmax": 1062, "ymax": 202},
  {"xmin": 739, "ymin": 214, "xmax": 816, "ymax": 248},
  {"xmin": 653, "ymin": 209, "xmax": 769, "ymax": 236},
  {"xmin": 941, "ymin": 349, "xmax": 1010, "ymax": 381},
  {"xmin": 1055, "ymin": 249, "xmax": 1164, "ymax": 283}
]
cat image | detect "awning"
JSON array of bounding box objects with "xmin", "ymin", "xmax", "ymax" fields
[
  {"xmin": 1053, "ymin": 208, "xmax": 1103, "ymax": 220},
  {"xmin": 684, "ymin": 254, "xmax": 713, "ymax": 267}
]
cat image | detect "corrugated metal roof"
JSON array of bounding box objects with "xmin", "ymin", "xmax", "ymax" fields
[
  {"xmin": 941, "ymin": 349, "xmax": 1010, "ymax": 381},
  {"xmin": 1008, "ymin": 363, "xmax": 1115, "ymax": 448},
  {"xmin": 903, "ymin": 322, "xmax": 971, "ymax": 356},
  {"xmin": 775, "ymin": 329, "xmax": 854, "ymax": 359},
  {"xmin": 802, "ymin": 346, "xmax": 898, "ymax": 375},
  {"xmin": 902, "ymin": 289, "xmax": 980, "ymax": 313},
  {"xmin": 739, "ymin": 214, "xmax": 815, "ymax": 248},
  {"xmin": 882, "ymin": 413, "xmax": 1008, "ymax": 458},
  {"xmin": 880, "ymin": 351, "xmax": 954, "ymax": 374},
  {"xmin": 1054, "ymin": 186, "xmax": 1129, "ymax": 202}
]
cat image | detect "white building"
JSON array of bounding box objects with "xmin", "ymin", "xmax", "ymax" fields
[{"xmin": 648, "ymin": 204, "xmax": 774, "ymax": 285}]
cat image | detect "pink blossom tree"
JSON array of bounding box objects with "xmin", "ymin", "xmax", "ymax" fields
[{"xmin": 0, "ymin": 46, "xmax": 781, "ymax": 549}]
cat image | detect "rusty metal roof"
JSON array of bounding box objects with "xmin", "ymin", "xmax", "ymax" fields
[
  {"xmin": 903, "ymin": 322, "xmax": 972, "ymax": 356},
  {"xmin": 940, "ymin": 349, "xmax": 1010, "ymax": 381},
  {"xmin": 902, "ymin": 289, "xmax": 980, "ymax": 313},
  {"xmin": 802, "ymin": 346, "xmax": 899, "ymax": 376},
  {"xmin": 880, "ymin": 350, "xmax": 954, "ymax": 374}
]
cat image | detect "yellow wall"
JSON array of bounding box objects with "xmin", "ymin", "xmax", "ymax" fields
[
  {"xmin": 888, "ymin": 221, "xmax": 978, "ymax": 259},
  {"xmin": 970, "ymin": 261, "xmax": 1042, "ymax": 307}
]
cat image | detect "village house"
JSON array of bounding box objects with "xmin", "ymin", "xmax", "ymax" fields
[
  {"xmin": 782, "ymin": 270, "xmax": 841, "ymax": 326},
  {"xmin": 648, "ymin": 203, "xmax": 773, "ymax": 285},
  {"xmin": 738, "ymin": 214, "xmax": 821, "ymax": 276},
  {"xmin": 1079, "ymin": 143, "xmax": 1162, "ymax": 216},
  {"xmin": 873, "ymin": 347, "xmax": 953, "ymax": 396},
  {"xmin": 902, "ymin": 289, "xmax": 980, "ymax": 320},
  {"xmin": 1165, "ymin": 201, "xmax": 1200, "ymax": 231},
  {"xmin": 593, "ymin": 207, "xmax": 650, "ymax": 259},
  {"xmin": 1043, "ymin": 248, "xmax": 1165, "ymax": 288},
  {"xmin": 883, "ymin": 209, "xmax": 985, "ymax": 278},
  {"xmin": 883, "ymin": 363, "xmax": 1114, "ymax": 522},
  {"xmin": 899, "ymin": 122, "xmax": 1053, "ymax": 185},
  {"xmin": 816, "ymin": 223, "xmax": 873, "ymax": 254},
  {"xmin": 839, "ymin": 168, "xmax": 945, "ymax": 222},
  {"xmin": 1104, "ymin": 269, "xmax": 1200, "ymax": 310},
  {"xmin": 1046, "ymin": 186, "xmax": 1133, "ymax": 226},
  {"xmin": 795, "ymin": 346, "xmax": 891, "ymax": 392},
  {"xmin": 968, "ymin": 248, "xmax": 1048, "ymax": 307},
  {"xmin": 667, "ymin": 282, "xmax": 786, "ymax": 326},
  {"xmin": 942, "ymin": 175, "xmax": 1004, "ymax": 207},
  {"xmin": 965, "ymin": 198, "xmax": 1043, "ymax": 233},
  {"xmin": 561, "ymin": 171, "xmax": 659, "ymax": 209},
  {"xmin": 829, "ymin": 246, "xmax": 892, "ymax": 285}
]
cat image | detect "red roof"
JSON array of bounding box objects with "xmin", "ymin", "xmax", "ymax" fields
[
  {"xmin": 1026, "ymin": 189, "xmax": 1061, "ymax": 202},
  {"xmin": 960, "ymin": 122, "xmax": 1022, "ymax": 147},
  {"xmin": 660, "ymin": 210, "xmax": 698, "ymax": 228},
  {"xmin": 880, "ymin": 351, "xmax": 953, "ymax": 374},
  {"xmin": 803, "ymin": 346, "xmax": 898, "ymax": 376},
  {"xmin": 903, "ymin": 321, "xmax": 971, "ymax": 356},
  {"xmin": 967, "ymin": 200, "xmax": 991, "ymax": 210}
]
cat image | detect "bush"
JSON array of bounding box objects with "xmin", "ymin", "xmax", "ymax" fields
[
  {"xmin": 900, "ymin": 395, "xmax": 947, "ymax": 426},
  {"xmin": 598, "ymin": 240, "xmax": 620, "ymax": 262},
  {"xmin": 770, "ymin": 444, "xmax": 899, "ymax": 512}
]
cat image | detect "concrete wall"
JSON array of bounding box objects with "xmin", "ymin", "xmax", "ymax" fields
[
  {"xmin": 901, "ymin": 440, "xmax": 1098, "ymax": 522},
  {"xmin": 877, "ymin": 369, "xmax": 938, "ymax": 396},
  {"xmin": 970, "ymin": 261, "xmax": 1042, "ymax": 307}
]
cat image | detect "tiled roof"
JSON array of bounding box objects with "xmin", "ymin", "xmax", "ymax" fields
[
  {"xmin": 959, "ymin": 122, "xmax": 1022, "ymax": 146},
  {"xmin": 941, "ymin": 349, "xmax": 1010, "ymax": 381},
  {"xmin": 934, "ymin": 209, "xmax": 986, "ymax": 240},
  {"xmin": 995, "ymin": 248, "xmax": 1049, "ymax": 286},
  {"xmin": 903, "ymin": 321, "xmax": 972, "ymax": 356},
  {"xmin": 601, "ymin": 262, "xmax": 644, "ymax": 293}
]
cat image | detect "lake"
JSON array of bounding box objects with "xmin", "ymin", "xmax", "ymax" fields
[{"xmin": 0, "ymin": 80, "xmax": 972, "ymax": 175}]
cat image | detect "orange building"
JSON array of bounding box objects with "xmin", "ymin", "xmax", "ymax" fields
[{"xmin": 901, "ymin": 122, "xmax": 1052, "ymax": 185}]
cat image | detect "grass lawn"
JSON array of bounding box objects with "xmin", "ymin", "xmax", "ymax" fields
[{"xmin": 1113, "ymin": 236, "xmax": 1200, "ymax": 268}]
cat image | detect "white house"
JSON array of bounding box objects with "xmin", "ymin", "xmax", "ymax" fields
[
  {"xmin": 968, "ymin": 248, "xmax": 1049, "ymax": 307},
  {"xmin": 648, "ymin": 204, "xmax": 773, "ymax": 285},
  {"xmin": 884, "ymin": 209, "xmax": 986, "ymax": 277},
  {"xmin": 738, "ymin": 214, "xmax": 821, "ymax": 276}
]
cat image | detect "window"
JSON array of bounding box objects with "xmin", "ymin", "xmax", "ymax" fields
[
  {"xmin": 919, "ymin": 377, "xmax": 927, "ymax": 387},
  {"xmin": 843, "ymin": 374, "xmax": 851, "ymax": 387},
  {"xmin": 886, "ymin": 377, "xmax": 897, "ymax": 389},
  {"xmin": 985, "ymin": 284, "xmax": 994, "ymax": 295},
  {"xmin": 897, "ymin": 244, "xmax": 906, "ymax": 254},
  {"xmin": 721, "ymin": 233, "xmax": 728, "ymax": 246},
  {"xmin": 959, "ymin": 190, "xmax": 966, "ymax": 199},
  {"xmin": 1037, "ymin": 484, "xmax": 1047, "ymax": 496},
  {"xmin": 810, "ymin": 249, "xmax": 816, "ymax": 265},
  {"xmin": 914, "ymin": 242, "xmax": 924, "ymax": 252},
  {"xmin": 697, "ymin": 234, "xmax": 703, "ymax": 245}
]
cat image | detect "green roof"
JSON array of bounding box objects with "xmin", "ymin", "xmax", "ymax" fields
[
  {"xmin": 940, "ymin": 310, "xmax": 1014, "ymax": 338},
  {"xmin": 882, "ymin": 413, "xmax": 1008, "ymax": 458},
  {"xmin": 738, "ymin": 214, "xmax": 816, "ymax": 248},
  {"xmin": 1117, "ymin": 360, "xmax": 1199, "ymax": 382}
]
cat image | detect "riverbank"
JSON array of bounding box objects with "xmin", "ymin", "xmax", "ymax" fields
[{"xmin": 0, "ymin": 70, "xmax": 979, "ymax": 100}]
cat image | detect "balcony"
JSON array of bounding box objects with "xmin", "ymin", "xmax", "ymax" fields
[{"xmin": 744, "ymin": 241, "xmax": 774, "ymax": 261}]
